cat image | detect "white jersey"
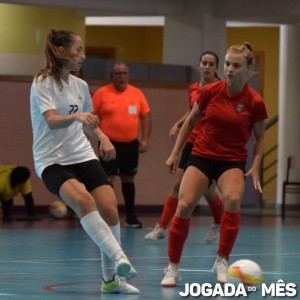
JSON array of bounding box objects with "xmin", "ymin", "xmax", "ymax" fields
[{"xmin": 30, "ymin": 74, "xmax": 98, "ymax": 178}]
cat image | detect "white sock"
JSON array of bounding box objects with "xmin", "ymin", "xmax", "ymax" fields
[
  {"xmin": 169, "ymin": 262, "xmax": 179, "ymax": 270},
  {"xmin": 101, "ymin": 223, "xmax": 121, "ymax": 282},
  {"xmin": 80, "ymin": 211, "xmax": 124, "ymax": 260}
]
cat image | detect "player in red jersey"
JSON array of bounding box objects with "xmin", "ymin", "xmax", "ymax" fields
[
  {"xmin": 145, "ymin": 52, "xmax": 223, "ymax": 242},
  {"xmin": 161, "ymin": 43, "xmax": 268, "ymax": 286}
]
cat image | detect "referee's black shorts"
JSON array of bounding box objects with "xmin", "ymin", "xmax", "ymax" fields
[{"xmin": 100, "ymin": 139, "xmax": 139, "ymax": 176}]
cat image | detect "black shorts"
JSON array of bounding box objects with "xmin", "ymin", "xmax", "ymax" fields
[
  {"xmin": 100, "ymin": 139, "xmax": 139, "ymax": 176},
  {"xmin": 41, "ymin": 159, "xmax": 111, "ymax": 198},
  {"xmin": 178, "ymin": 142, "xmax": 193, "ymax": 170},
  {"xmin": 188, "ymin": 155, "xmax": 246, "ymax": 185}
]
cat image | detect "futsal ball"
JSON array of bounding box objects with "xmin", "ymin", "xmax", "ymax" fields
[
  {"xmin": 227, "ymin": 259, "xmax": 263, "ymax": 286},
  {"xmin": 49, "ymin": 201, "xmax": 68, "ymax": 219}
]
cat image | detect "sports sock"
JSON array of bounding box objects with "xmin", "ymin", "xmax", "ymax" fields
[
  {"xmin": 168, "ymin": 215, "xmax": 190, "ymax": 264},
  {"xmin": 159, "ymin": 195, "xmax": 178, "ymax": 229},
  {"xmin": 80, "ymin": 211, "xmax": 124, "ymax": 260},
  {"xmin": 122, "ymin": 182, "xmax": 135, "ymax": 218},
  {"xmin": 101, "ymin": 223, "xmax": 121, "ymax": 282},
  {"xmin": 207, "ymin": 194, "xmax": 223, "ymax": 224},
  {"xmin": 217, "ymin": 210, "xmax": 240, "ymax": 260}
]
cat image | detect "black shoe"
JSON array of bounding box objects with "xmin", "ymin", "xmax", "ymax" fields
[
  {"xmin": 17, "ymin": 215, "xmax": 42, "ymax": 222},
  {"xmin": 2, "ymin": 216, "xmax": 14, "ymax": 223},
  {"xmin": 67, "ymin": 210, "xmax": 78, "ymax": 220},
  {"xmin": 125, "ymin": 215, "xmax": 143, "ymax": 228}
]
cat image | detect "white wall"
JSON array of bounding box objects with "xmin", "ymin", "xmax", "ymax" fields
[{"xmin": 0, "ymin": 54, "xmax": 42, "ymax": 76}]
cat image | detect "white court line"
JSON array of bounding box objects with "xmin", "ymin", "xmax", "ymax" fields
[
  {"xmin": 180, "ymin": 252, "xmax": 300, "ymax": 259},
  {"xmin": 0, "ymin": 251, "xmax": 299, "ymax": 270},
  {"xmin": 152, "ymin": 268, "xmax": 291, "ymax": 275},
  {"xmin": 0, "ymin": 252, "xmax": 300, "ymax": 264},
  {"xmin": 0, "ymin": 258, "xmax": 101, "ymax": 264}
]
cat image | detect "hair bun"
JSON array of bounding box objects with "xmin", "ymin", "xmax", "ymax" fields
[{"xmin": 244, "ymin": 42, "xmax": 253, "ymax": 52}]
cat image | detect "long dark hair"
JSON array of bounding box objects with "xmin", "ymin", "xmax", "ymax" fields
[{"xmin": 36, "ymin": 29, "xmax": 76, "ymax": 90}]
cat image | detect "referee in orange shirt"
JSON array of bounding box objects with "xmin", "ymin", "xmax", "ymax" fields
[{"xmin": 92, "ymin": 62, "xmax": 151, "ymax": 228}]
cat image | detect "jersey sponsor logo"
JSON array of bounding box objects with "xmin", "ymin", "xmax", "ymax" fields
[{"xmin": 236, "ymin": 103, "xmax": 245, "ymax": 112}]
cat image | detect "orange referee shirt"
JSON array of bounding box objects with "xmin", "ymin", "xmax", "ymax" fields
[{"xmin": 92, "ymin": 83, "xmax": 150, "ymax": 142}]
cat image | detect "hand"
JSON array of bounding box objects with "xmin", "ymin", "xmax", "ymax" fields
[
  {"xmin": 169, "ymin": 124, "xmax": 180, "ymax": 142},
  {"xmin": 76, "ymin": 113, "xmax": 99, "ymax": 130},
  {"xmin": 245, "ymin": 167, "xmax": 263, "ymax": 193},
  {"xmin": 165, "ymin": 153, "xmax": 179, "ymax": 174},
  {"xmin": 99, "ymin": 136, "xmax": 116, "ymax": 161},
  {"xmin": 139, "ymin": 140, "xmax": 149, "ymax": 153}
]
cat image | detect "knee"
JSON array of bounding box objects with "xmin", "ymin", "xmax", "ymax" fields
[
  {"xmin": 223, "ymin": 193, "xmax": 241, "ymax": 212},
  {"xmin": 176, "ymin": 198, "xmax": 194, "ymax": 218},
  {"xmin": 100, "ymin": 199, "xmax": 119, "ymax": 220},
  {"xmin": 75, "ymin": 189, "xmax": 91, "ymax": 203},
  {"xmin": 120, "ymin": 175, "xmax": 134, "ymax": 183},
  {"xmin": 69, "ymin": 190, "xmax": 94, "ymax": 213}
]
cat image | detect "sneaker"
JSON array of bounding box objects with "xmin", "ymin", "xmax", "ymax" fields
[
  {"xmin": 101, "ymin": 275, "xmax": 140, "ymax": 294},
  {"xmin": 115, "ymin": 256, "xmax": 138, "ymax": 280},
  {"xmin": 205, "ymin": 224, "xmax": 220, "ymax": 243},
  {"xmin": 125, "ymin": 215, "xmax": 143, "ymax": 228},
  {"xmin": 212, "ymin": 256, "xmax": 228, "ymax": 283},
  {"xmin": 161, "ymin": 265, "xmax": 181, "ymax": 287},
  {"xmin": 144, "ymin": 223, "xmax": 167, "ymax": 240}
]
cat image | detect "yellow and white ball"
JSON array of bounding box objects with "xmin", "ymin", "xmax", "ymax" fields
[
  {"xmin": 227, "ymin": 259, "xmax": 263, "ymax": 286},
  {"xmin": 49, "ymin": 201, "xmax": 68, "ymax": 219}
]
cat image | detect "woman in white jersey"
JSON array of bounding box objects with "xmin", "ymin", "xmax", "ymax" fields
[{"xmin": 30, "ymin": 29, "xmax": 139, "ymax": 295}]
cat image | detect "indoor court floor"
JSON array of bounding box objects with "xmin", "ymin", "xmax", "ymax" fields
[{"xmin": 0, "ymin": 213, "xmax": 300, "ymax": 300}]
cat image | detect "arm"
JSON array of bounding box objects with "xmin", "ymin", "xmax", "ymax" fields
[
  {"xmin": 139, "ymin": 112, "xmax": 152, "ymax": 153},
  {"xmin": 166, "ymin": 102, "xmax": 202, "ymax": 174},
  {"xmin": 245, "ymin": 120, "xmax": 266, "ymax": 193},
  {"xmin": 83, "ymin": 126, "xmax": 116, "ymax": 161},
  {"xmin": 23, "ymin": 192, "xmax": 35, "ymax": 216},
  {"xmin": 44, "ymin": 109, "xmax": 115, "ymax": 161},
  {"xmin": 43, "ymin": 109, "xmax": 99, "ymax": 130},
  {"xmin": 169, "ymin": 111, "xmax": 189, "ymax": 141}
]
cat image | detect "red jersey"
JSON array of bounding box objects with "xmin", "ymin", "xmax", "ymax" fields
[
  {"xmin": 186, "ymin": 82, "xmax": 200, "ymax": 143},
  {"xmin": 192, "ymin": 80, "xmax": 268, "ymax": 163}
]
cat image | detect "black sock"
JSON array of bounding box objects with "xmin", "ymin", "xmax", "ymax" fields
[
  {"xmin": 2, "ymin": 199, "xmax": 13, "ymax": 219},
  {"xmin": 122, "ymin": 182, "xmax": 135, "ymax": 219}
]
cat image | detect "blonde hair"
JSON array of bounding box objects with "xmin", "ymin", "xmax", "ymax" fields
[{"xmin": 227, "ymin": 42, "xmax": 255, "ymax": 66}]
